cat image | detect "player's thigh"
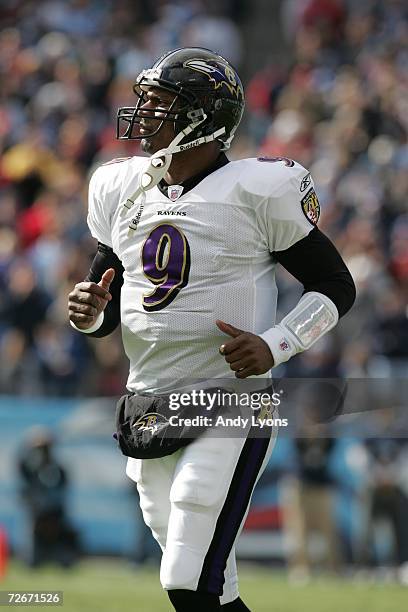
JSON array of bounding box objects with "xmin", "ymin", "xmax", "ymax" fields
[
  {"xmin": 169, "ymin": 431, "xmax": 276, "ymax": 508},
  {"xmin": 126, "ymin": 454, "xmax": 180, "ymax": 547},
  {"xmin": 171, "ymin": 434, "xmax": 247, "ymax": 507}
]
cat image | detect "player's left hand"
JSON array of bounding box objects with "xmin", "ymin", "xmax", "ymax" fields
[{"xmin": 216, "ymin": 320, "xmax": 274, "ymax": 378}]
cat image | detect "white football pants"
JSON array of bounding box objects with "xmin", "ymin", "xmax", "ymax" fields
[{"xmin": 126, "ymin": 430, "xmax": 276, "ymax": 604}]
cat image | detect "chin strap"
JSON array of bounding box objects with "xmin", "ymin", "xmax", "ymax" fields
[{"xmin": 120, "ymin": 115, "xmax": 225, "ymax": 236}]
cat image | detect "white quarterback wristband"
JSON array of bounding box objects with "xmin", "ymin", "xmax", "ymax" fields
[
  {"xmin": 260, "ymin": 292, "xmax": 339, "ymax": 368},
  {"xmin": 70, "ymin": 311, "xmax": 105, "ymax": 334}
]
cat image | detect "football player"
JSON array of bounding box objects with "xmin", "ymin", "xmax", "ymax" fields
[{"xmin": 68, "ymin": 47, "xmax": 355, "ymax": 611}]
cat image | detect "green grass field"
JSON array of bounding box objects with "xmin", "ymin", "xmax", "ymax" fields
[{"xmin": 2, "ymin": 559, "xmax": 408, "ymax": 612}]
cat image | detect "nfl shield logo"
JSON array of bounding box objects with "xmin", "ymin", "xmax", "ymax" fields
[
  {"xmin": 168, "ymin": 185, "xmax": 184, "ymax": 201},
  {"xmin": 279, "ymin": 338, "xmax": 290, "ymax": 352}
]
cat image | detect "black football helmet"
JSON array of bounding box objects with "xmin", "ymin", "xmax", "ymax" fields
[{"xmin": 117, "ymin": 47, "xmax": 245, "ymax": 151}]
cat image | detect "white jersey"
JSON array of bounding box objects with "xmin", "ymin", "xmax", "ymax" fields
[{"xmin": 87, "ymin": 156, "xmax": 316, "ymax": 393}]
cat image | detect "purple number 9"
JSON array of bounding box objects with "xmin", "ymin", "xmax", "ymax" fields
[{"xmin": 141, "ymin": 223, "xmax": 191, "ymax": 311}]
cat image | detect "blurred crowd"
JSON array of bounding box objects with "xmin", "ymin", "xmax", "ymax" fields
[
  {"xmin": 0, "ymin": 0, "xmax": 407, "ymax": 397},
  {"xmin": 0, "ymin": 0, "xmax": 246, "ymax": 396},
  {"xmin": 252, "ymin": 0, "xmax": 408, "ymax": 383}
]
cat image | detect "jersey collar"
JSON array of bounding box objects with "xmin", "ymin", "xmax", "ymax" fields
[{"xmin": 157, "ymin": 153, "xmax": 230, "ymax": 199}]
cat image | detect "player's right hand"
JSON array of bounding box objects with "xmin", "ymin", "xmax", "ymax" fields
[{"xmin": 68, "ymin": 268, "xmax": 115, "ymax": 330}]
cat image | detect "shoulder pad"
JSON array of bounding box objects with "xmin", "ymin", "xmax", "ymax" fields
[
  {"xmin": 91, "ymin": 156, "xmax": 146, "ymax": 196},
  {"xmin": 230, "ymin": 157, "xmax": 310, "ymax": 199}
]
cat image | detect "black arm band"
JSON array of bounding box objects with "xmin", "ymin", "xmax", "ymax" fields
[
  {"xmin": 274, "ymin": 227, "xmax": 356, "ymax": 318},
  {"xmin": 84, "ymin": 243, "xmax": 124, "ymax": 337}
]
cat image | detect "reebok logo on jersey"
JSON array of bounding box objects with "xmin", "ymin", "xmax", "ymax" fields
[
  {"xmin": 158, "ymin": 211, "xmax": 187, "ymax": 216},
  {"xmin": 300, "ymin": 173, "xmax": 312, "ymax": 192}
]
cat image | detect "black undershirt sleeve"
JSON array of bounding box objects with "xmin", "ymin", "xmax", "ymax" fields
[
  {"xmin": 84, "ymin": 242, "xmax": 124, "ymax": 337},
  {"xmin": 273, "ymin": 227, "xmax": 356, "ymax": 318}
]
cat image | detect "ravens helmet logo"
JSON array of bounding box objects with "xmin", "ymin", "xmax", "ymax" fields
[{"xmin": 184, "ymin": 59, "xmax": 244, "ymax": 99}]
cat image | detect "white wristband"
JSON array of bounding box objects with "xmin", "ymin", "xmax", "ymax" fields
[
  {"xmin": 260, "ymin": 292, "xmax": 339, "ymax": 368},
  {"xmin": 260, "ymin": 325, "xmax": 297, "ymax": 367},
  {"xmin": 70, "ymin": 311, "xmax": 105, "ymax": 334}
]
